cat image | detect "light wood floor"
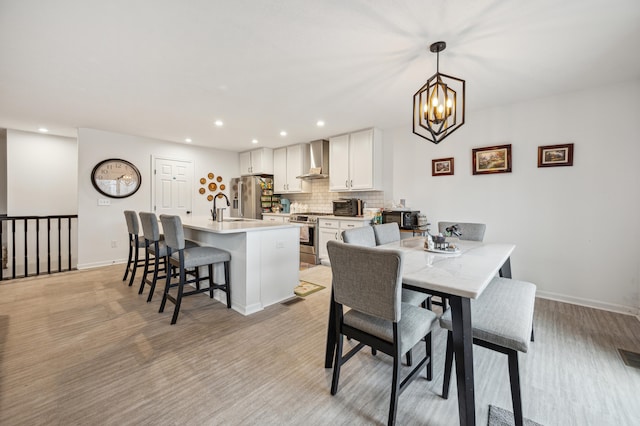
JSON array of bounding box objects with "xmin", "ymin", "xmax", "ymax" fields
[{"xmin": 1, "ymin": 265, "xmax": 639, "ymax": 425}]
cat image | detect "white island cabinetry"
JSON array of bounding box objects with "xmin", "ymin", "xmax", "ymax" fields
[
  {"xmin": 329, "ymin": 128, "xmax": 382, "ymax": 191},
  {"xmin": 318, "ymin": 216, "xmax": 372, "ymax": 264},
  {"xmin": 181, "ymin": 217, "xmax": 299, "ymax": 315}
]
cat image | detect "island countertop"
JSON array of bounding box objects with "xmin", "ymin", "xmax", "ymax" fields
[{"xmin": 180, "ymin": 216, "xmax": 300, "ymax": 234}]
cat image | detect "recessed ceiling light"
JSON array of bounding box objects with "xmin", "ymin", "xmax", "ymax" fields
[
  {"xmin": 214, "ymin": 120, "xmax": 224, "ymax": 127},
  {"xmin": 280, "ymin": 131, "xmax": 287, "ymax": 136},
  {"xmin": 316, "ymin": 120, "xmax": 325, "ymax": 127},
  {"xmin": 251, "ymin": 139, "xmax": 259, "ymax": 144},
  {"xmin": 185, "ymin": 138, "xmax": 192, "ymax": 143},
  {"xmin": 38, "ymin": 127, "xmax": 49, "ymax": 133}
]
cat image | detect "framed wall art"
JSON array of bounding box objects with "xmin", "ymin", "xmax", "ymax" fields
[
  {"xmin": 432, "ymin": 157, "xmax": 454, "ymax": 176},
  {"xmin": 472, "ymin": 144, "xmax": 512, "ymax": 175},
  {"xmin": 538, "ymin": 143, "xmax": 574, "ymax": 167}
]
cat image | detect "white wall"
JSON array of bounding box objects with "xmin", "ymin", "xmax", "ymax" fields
[
  {"xmin": 6, "ymin": 129, "xmax": 78, "ymax": 215},
  {"xmin": 77, "ymin": 128, "xmax": 239, "ymax": 269},
  {"xmin": 387, "ymin": 80, "xmax": 640, "ymax": 314}
]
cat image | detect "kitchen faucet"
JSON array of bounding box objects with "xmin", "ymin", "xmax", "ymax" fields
[{"xmin": 212, "ymin": 192, "xmax": 230, "ymax": 221}]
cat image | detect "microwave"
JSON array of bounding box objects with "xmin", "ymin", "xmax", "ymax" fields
[
  {"xmin": 382, "ymin": 210, "xmax": 420, "ymax": 230},
  {"xmin": 333, "ymin": 198, "xmax": 363, "ymax": 217}
]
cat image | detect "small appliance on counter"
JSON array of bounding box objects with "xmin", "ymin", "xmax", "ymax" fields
[
  {"xmin": 280, "ymin": 198, "xmax": 290, "ymax": 213},
  {"xmin": 332, "ymin": 198, "xmax": 364, "ymax": 217},
  {"xmin": 381, "ymin": 209, "xmax": 420, "ymax": 230}
]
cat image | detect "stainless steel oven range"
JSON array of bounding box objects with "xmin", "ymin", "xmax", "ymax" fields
[{"xmin": 288, "ymin": 213, "xmax": 331, "ymax": 265}]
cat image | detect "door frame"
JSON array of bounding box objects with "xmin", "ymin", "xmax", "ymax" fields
[{"xmin": 150, "ymin": 155, "xmax": 194, "ymax": 215}]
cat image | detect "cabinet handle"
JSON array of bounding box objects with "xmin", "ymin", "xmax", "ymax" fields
[
  {"xmin": 345, "ymin": 180, "xmax": 348, "ymax": 188},
  {"xmin": 350, "ymin": 180, "xmax": 353, "ymax": 187},
  {"xmin": 335, "ymin": 232, "xmax": 338, "ymax": 240}
]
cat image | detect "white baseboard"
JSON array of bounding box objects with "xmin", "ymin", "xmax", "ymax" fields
[
  {"xmin": 77, "ymin": 259, "xmax": 126, "ymax": 270},
  {"xmin": 536, "ymin": 290, "xmax": 640, "ymax": 317}
]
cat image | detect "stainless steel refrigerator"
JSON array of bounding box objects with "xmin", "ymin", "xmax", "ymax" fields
[{"xmin": 229, "ymin": 176, "xmax": 275, "ymax": 219}]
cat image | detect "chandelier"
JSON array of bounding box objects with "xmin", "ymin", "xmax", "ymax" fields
[{"xmin": 413, "ymin": 41, "xmax": 465, "ymax": 144}]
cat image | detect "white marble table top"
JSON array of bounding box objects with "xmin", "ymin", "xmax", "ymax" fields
[{"xmin": 379, "ymin": 237, "xmax": 516, "ymax": 299}]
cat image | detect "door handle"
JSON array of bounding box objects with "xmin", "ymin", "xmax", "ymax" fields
[{"xmin": 186, "ymin": 211, "xmax": 192, "ymax": 215}]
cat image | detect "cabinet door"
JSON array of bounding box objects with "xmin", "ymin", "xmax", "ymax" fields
[
  {"xmin": 273, "ymin": 148, "xmax": 288, "ymax": 193},
  {"xmin": 286, "ymin": 144, "xmax": 302, "ymax": 192},
  {"xmin": 318, "ymin": 227, "xmax": 339, "ymax": 261},
  {"xmin": 329, "ymin": 134, "xmax": 350, "ymax": 191},
  {"xmin": 349, "ymin": 129, "xmax": 374, "ymax": 190},
  {"xmin": 263, "ymin": 215, "xmax": 285, "ymax": 223},
  {"xmin": 239, "ymin": 151, "xmax": 252, "ymax": 176},
  {"xmin": 339, "ymin": 221, "xmax": 367, "ymax": 241}
]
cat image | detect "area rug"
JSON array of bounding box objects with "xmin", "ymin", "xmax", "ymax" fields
[
  {"xmin": 294, "ymin": 281, "xmax": 325, "ymax": 297},
  {"xmin": 488, "ymin": 405, "xmax": 542, "ymax": 426}
]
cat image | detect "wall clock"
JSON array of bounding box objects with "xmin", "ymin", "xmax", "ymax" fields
[{"xmin": 91, "ymin": 158, "xmax": 142, "ymax": 198}]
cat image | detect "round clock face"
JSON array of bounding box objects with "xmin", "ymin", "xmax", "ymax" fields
[{"xmin": 91, "ymin": 158, "xmax": 142, "ymax": 198}]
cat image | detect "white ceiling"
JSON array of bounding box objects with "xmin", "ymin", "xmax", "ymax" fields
[{"xmin": 1, "ymin": 0, "xmax": 639, "ymax": 151}]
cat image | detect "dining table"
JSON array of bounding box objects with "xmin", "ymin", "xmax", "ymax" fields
[{"xmin": 324, "ymin": 236, "xmax": 515, "ymax": 426}]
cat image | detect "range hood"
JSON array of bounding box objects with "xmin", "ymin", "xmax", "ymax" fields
[{"xmin": 297, "ymin": 139, "xmax": 330, "ymax": 180}]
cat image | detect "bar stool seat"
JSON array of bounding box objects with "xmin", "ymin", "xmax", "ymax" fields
[{"xmin": 159, "ymin": 214, "xmax": 232, "ymax": 324}]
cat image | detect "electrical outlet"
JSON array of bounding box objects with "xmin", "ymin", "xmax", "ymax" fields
[
  {"xmin": 111, "ymin": 240, "xmax": 117, "ymax": 248},
  {"xmin": 98, "ymin": 198, "xmax": 111, "ymax": 206}
]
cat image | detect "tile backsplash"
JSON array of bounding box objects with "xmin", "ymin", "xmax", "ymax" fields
[{"xmin": 278, "ymin": 179, "xmax": 385, "ymax": 213}]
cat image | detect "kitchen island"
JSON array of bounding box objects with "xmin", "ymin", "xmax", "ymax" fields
[{"xmin": 180, "ymin": 216, "xmax": 300, "ymax": 315}]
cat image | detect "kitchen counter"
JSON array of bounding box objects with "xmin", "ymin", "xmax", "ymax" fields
[
  {"xmin": 261, "ymin": 212, "xmax": 291, "ymax": 218},
  {"xmin": 180, "ymin": 216, "xmax": 300, "ymax": 315},
  {"xmin": 182, "ymin": 216, "xmax": 297, "ymax": 233}
]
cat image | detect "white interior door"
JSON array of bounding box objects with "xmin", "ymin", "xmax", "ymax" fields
[{"xmin": 154, "ymin": 157, "xmax": 193, "ymax": 217}]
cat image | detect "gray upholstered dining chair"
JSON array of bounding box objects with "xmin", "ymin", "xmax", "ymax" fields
[
  {"xmin": 342, "ymin": 225, "xmax": 430, "ymax": 310},
  {"xmin": 158, "ymin": 214, "xmax": 232, "ymax": 324},
  {"xmin": 123, "ymin": 210, "xmax": 146, "ymax": 287},
  {"xmin": 439, "ymin": 277, "xmax": 537, "ymax": 426},
  {"xmin": 433, "ymin": 221, "xmax": 487, "ymax": 309},
  {"xmin": 371, "ymin": 223, "xmax": 431, "ymax": 307},
  {"xmin": 327, "ymin": 240, "xmax": 438, "ymax": 426}
]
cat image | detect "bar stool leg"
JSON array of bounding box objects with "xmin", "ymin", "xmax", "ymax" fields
[
  {"xmin": 224, "ymin": 261, "xmax": 231, "ymax": 308},
  {"xmin": 208, "ymin": 264, "xmax": 215, "ymax": 298},
  {"xmin": 138, "ymin": 241, "xmax": 151, "ymax": 294},
  {"xmin": 123, "ymin": 234, "xmax": 133, "ymax": 281},
  {"xmin": 128, "ymin": 236, "xmax": 139, "ymax": 287},
  {"xmin": 147, "ymin": 248, "xmax": 162, "ymax": 303},
  {"xmin": 170, "ymin": 255, "xmax": 186, "ymax": 325}
]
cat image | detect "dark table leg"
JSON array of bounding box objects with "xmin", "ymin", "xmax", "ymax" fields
[
  {"xmin": 324, "ymin": 288, "xmax": 336, "ymax": 368},
  {"xmin": 449, "ymin": 295, "xmax": 476, "ymax": 426},
  {"xmin": 499, "ymin": 257, "xmax": 512, "ymax": 278}
]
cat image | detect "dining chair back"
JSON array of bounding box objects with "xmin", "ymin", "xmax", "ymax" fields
[
  {"xmin": 437, "ymin": 221, "xmax": 486, "ymax": 242},
  {"xmin": 327, "ymin": 240, "xmax": 437, "ymax": 426},
  {"xmin": 341, "ymin": 225, "xmax": 376, "ymax": 246},
  {"xmin": 372, "ymin": 222, "xmax": 401, "ymax": 245}
]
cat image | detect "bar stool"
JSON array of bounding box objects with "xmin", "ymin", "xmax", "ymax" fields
[
  {"xmin": 123, "ymin": 210, "xmax": 146, "ymax": 287},
  {"xmin": 138, "ymin": 212, "xmax": 199, "ymax": 302},
  {"xmin": 158, "ymin": 214, "xmax": 231, "ymax": 324}
]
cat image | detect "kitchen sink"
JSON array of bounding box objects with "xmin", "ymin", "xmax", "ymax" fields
[{"xmin": 222, "ymin": 217, "xmax": 253, "ymax": 222}]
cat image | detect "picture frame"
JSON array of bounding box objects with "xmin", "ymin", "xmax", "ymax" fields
[
  {"xmin": 432, "ymin": 157, "xmax": 454, "ymax": 176},
  {"xmin": 472, "ymin": 144, "xmax": 512, "ymax": 175},
  {"xmin": 538, "ymin": 143, "xmax": 574, "ymax": 167}
]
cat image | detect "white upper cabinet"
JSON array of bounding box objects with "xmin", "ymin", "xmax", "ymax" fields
[
  {"xmin": 240, "ymin": 148, "xmax": 274, "ymax": 176},
  {"xmin": 273, "ymin": 144, "xmax": 311, "ymax": 193},
  {"xmin": 329, "ymin": 128, "xmax": 382, "ymax": 192}
]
